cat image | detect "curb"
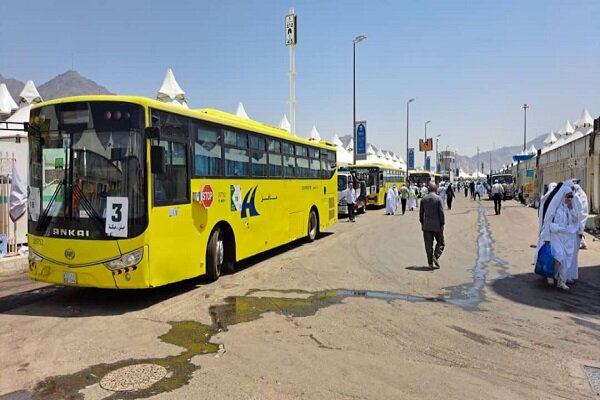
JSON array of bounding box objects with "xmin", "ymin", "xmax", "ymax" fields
[{"xmin": 0, "ymin": 255, "xmax": 28, "ymax": 277}]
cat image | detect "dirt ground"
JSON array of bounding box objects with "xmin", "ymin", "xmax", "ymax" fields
[{"xmin": 1, "ymin": 195, "xmax": 599, "ymax": 399}]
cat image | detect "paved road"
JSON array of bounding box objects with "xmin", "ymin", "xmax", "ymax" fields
[{"xmin": 1, "ymin": 196, "xmax": 600, "ymax": 399}]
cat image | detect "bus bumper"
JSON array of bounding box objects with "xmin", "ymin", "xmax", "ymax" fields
[{"xmin": 28, "ymin": 247, "xmax": 150, "ymax": 289}]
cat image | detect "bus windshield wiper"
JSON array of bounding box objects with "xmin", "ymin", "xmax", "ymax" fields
[
  {"xmin": 72, "ymin": 183, "xmax": 107, "ymax": 237},
  {"xmin": 36, "ymin": 180, "xmax": 64, "ymax": 233}
]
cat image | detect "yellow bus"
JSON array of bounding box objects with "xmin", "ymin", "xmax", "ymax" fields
[
  {"xmin": 408, "ymin": 170, "xmax": 441, "ymax": 186},
  {"xmin": 27, "ymin": 95, "xmax": 337, "ymax": 288},
  {"xmin": 348, "ymin": 164, "xmax": 405, "ymax": 207}
]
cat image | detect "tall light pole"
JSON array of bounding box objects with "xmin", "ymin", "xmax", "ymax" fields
[
  {"xmin": 435, "ymin": 134, "xmax": 441, "ymax": 173},
  {"xmin": 424, "ymin": 120, "xmax": 431, "ymax": 170},
  {"xmin": 406, "ymin": 98, "xmax": 415, "ymax": 171},
  {"xmin": 476, "ymin": 146, "xmax": 480, "ymax": 179},
  {"xmin": 352, "ymin": 34, "xmax": 367, "ymax": 164},
  {"xmin": 521, "ymin": 103, "xmax": 529, "ymax": 152}
]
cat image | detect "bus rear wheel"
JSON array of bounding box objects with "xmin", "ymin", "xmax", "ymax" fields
[
  {"xmin": 206, "ymin": 227, "xmax": 224, "ymax": 281},
  {"xmin": 306, "ymin": 209, "xmax": 319, "ymax": 242}
]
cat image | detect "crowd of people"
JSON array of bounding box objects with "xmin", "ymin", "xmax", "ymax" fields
[{"xmin": 343, "ymin": 173, "xmax": 592, "ymax": 281}]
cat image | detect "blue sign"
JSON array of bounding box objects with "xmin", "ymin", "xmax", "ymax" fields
[
  {"xmin": 355, "ymin": 121, "xmax": 367, "ymax": 160},
  {"xmin": 436, "ymin": 162, "xmax": 441, "ymax": 173},
  {"xmin": 408, "ymin": 148, "xmax": 415, "ymax": 169},
  {"xmin": 526, "ymin": 169, "xmax": 534, "ymax": 177},
  {"xmin": 425, "ymin": 156, "xmax": 431, "ymax": 171}
]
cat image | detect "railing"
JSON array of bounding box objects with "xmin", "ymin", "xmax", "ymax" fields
[{"xmin": 0, "ymin": 152, "xmax": 19, "ymax": 257}]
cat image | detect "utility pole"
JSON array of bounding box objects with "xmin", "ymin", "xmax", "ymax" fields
[{"xmin": 521, "ymin": 104, "xmax": 529, "ymax": 151}]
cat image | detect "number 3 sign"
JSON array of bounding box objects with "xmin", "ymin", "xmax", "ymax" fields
[{"xmin": 106, "ymin": 197, "xmax": 129, "ymax": 237}]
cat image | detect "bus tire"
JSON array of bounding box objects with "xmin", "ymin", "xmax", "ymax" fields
[
  {"xmin": 306, "ymin": 209, "xmax": 319, "ymax": 242},
  {"xmin": 206, "ymin": 227, "xmax": 224, "ymax": 282}
]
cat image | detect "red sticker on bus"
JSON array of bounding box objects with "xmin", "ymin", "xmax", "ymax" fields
[{"xmin": 200, "ymin": 184, "xmax": 213, "ymax": 208}]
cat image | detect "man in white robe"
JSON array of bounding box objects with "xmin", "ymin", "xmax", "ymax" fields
[
  {"xmin": 385, "ymin": 187, "xmax": 396, "ymax": 215},
  {"xmin": 408, "ymin": 185, "xmax": 417, "ymax": 211},
  {"xmin": 438, "ymin": 183, "xmax": 447, "ymax": 209}
]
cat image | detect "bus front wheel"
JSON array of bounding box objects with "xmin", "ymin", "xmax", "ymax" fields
[
  {"xmin": 206, "ymin": 227, "xmax": 224, "ymax": 281},
  {"xmin": 306, "ymin": 209, "xmax": 319, "ymax": 242}
]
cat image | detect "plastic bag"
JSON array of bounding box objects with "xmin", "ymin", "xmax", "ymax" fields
[{"xmin": 534, "ymin": 242, "xmax": 554, "ymax": 278}]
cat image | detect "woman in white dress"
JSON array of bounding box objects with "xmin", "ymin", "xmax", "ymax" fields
[{"xmin": 537, "ymin": 180, "xmax": 578, "ymax": 290}]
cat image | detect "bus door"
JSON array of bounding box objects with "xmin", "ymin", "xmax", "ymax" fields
[{"xmin": 149, "ymin": 113, "xmax": 195, "ymax": 284}]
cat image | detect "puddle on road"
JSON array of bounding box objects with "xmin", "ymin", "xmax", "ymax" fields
[
  {"xmin": 23, "ymin": 204, "xmax": 505, "ymax": 399},
  {"xmin": 445, "ymin": 204, "xmax": 511, "ymax": 310}
]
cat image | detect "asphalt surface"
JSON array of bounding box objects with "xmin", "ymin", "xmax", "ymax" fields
[{"xmin": 1, "ymin": 196, "xmax": 599, "ymax": 399}]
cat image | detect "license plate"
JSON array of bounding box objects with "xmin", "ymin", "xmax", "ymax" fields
[{"xmin": 62, "ymin": 271, "xmax": 77, "ymax": 285}]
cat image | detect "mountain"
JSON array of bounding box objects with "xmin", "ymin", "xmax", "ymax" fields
[
  {"xmin": 454, "ymin": 134, "xmax": 547, "ymax": 173},
  {"xmin": 0, "ymin": 70, "xmax": 112, "ymax": 101},
  {"xmin": 37, "ymin": 70, "xmax": 112, "ymax": 99},
  {"xmin": 0, "ymin": 74, "xmax": 25, "ymax": 98},
  {"xmin": 337, "ymin": 133, "xmax": 548, "ymax": 173}
]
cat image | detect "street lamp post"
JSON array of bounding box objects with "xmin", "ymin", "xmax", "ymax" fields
[
  {"xmin": 521, "ymin": 103, "xmax": 529, "ymax": 152},
  {"xmin": 424, "ymin": 120, "xmax": 431, "ymax": 170},
  {"xmin": 406, "ymin": 98, "xmax": 415, "ymax": 172},
  {"xmin": 352, "ymin": 35, "xmax": 367, "ymax": 165}
]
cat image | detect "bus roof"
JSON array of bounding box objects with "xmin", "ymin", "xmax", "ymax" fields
[
  {"xmin": 32, "ymin": 95, "xmax": 336, "ymax": 151},
  {"xmin": 347, "ymin": 163, "xmax": 402, "ymax": 171}
]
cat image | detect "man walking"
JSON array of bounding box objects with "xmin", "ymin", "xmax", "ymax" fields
[
  {"xmin": 346, "ymin": 181, "xmax": 356, "ymax": 222},
  {"xmin": 491, "ymin": 179, "xmax": 504, "ymax": 215},
  {"xmin": 399, "ymin": 184, "xmax": 409, "ymax": 215},
  {"xmin": 420, "ymin": 182, "xmax": 445, "ymax": 269}
]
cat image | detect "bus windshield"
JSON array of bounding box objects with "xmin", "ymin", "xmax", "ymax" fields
[
  {"xmin": 28, "ymin": 101, "xmax": 147, "ymax": 239},
  {"xmin": 338, "ymin": 174, "xmax": 348, "ymax": 191},
  {"xmin": 493, "ymin": 174, "xmax": 513, "ymax": 184}
]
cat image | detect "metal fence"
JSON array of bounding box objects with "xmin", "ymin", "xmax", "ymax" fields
[{"xmin": 0, "ymin": 152, "xmax": 19, "ymax": 257}]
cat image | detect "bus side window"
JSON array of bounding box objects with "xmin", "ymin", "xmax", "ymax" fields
[
  {"xmin": 154, "ymin": 140, "xmax": 189, "ymax": 204},
  {"xmin": 194, "ymin": 123, "xmax": 222, "ymax": 177}
]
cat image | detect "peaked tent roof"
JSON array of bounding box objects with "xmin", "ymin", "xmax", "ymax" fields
[
  {"xmin": 346, "ymin": 138, "xmax": 354, "ymax": 151},
  {"xmin": 331, "ymin": 134, "xmax": 343, "ymax": 147},
  {"xmin": 0, "ymin": 83, "xmax": 18, "ymax": 117},
  {"xmin": 156, "ymin": 68, "xmax": 188, "ymax": 108},
  {"xmin": 235, "ymin": 102, "xmax": 249, "ymax": 119},
  {"xmin": 309, "ymin": 125, "xmax": 321, "ymax": 141},
  {"xmin": 18, "ymin": 80, "xmax": 42, "ymax": 106},
  {"xmin": 543, "ymin": 130, "xmax": 557, "ymax": 145},
  {"xmin": 558, "ymin": 120, "xmax": 574, "ymax": 135},
  {"xmin": 528, "ymin": 145, "xmax": 537, "ymax": 154},
  {"xmin": 574, "ymin": 107, "xmax": 593, "ymax": 128},
  {"xmin": 278, "ymin": 114, "xmax": 291, "ymax": 133}
]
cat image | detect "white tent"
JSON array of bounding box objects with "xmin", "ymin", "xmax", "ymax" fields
[
  {"xmin": 308, "ymin": 125, "xmax": 321, "ymax": 141},
  {"xmin": 0, "ymin": 83, "xmax": 18, "ymax": 119},
  {"xmin": 345, "ymin": 138, "xmax": 354, "ymax": 152},
  {"xmin": 278, "ymin": 114, "xmax": 291, "ymax": 133},
  {"xmin": 156, "ymin": 68, "xmax": 188, "ymax": 108},
  {"xmin": 557, "ymin": 120, "xmax": 574, "ymax": 136},
  {"xmin": 528, "ymin": 145, "xmax": 537, "ymax": 154},
  {"xmin": 235, "ymin": 102, "xmax": 249, "ymax": 119},
  {"xmin": 543, "ymin": 130, "xmax": 557, "ymax": 146},
  {"xmin": 18, "ymin": 80, "xmax": 42, "ymax": 106},
  {"xmin": 331, "ymin": 134, "xmax": 343, "ymax": 147},
  {"xmin": 574, "ymin": 107, "xmax": 593, "ymax": 128}
]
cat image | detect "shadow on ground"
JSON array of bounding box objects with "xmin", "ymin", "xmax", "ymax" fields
[
  {"xmin": 0, "ymin": 233, "xmax": 334, "ymax": 318},
  {"xmin": 491, "ymin": 264, "xmax": 600, "ymax": 315},
  {"xmin": 405, "ymin": 266, "xmax": 433, "ymax": 272}
]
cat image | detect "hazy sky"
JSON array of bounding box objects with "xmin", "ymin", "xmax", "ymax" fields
[{"xmin": 2, "ymin": 0, "xmax": 599, "ymax": 164}]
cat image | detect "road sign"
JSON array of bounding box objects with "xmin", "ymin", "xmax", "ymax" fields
[
  {"xmin": 419, "ymin": 138, "xmax": 433, "ymax": 152},
  {"xmin": 355, "ymin": 121, "xmax": 367, "ymax": 160},
  {"xmin": 408, "ymin": 148, "xmax": 415, "ymax": 169},
  {"xmin": 285, "ymin": 14, "xmax": 297, "ymax": 45},
  {"xmin": 201, "ymin": 184, "xmax": 214, "ymax": 208},
  {"xmin": 425, "ymin": 156, "xmax": 431, "ymax": 171}
]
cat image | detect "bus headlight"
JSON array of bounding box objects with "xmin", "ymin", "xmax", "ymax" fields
[
  {"xmin": 29, "ymin": 250, "xmax": 43, "ymax": 262},
  {"xmin": 104, "ymin": 248, "xmax": 144, "ymax": 270}
]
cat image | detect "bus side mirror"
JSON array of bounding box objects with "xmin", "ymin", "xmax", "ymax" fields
[
  {"xmin": 151, "ymin": 146, "xmax": 166, "ymax": 174},
  {"xmin": 145, "ymin": 127, "xmax": 160, "ymax": 140}
]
